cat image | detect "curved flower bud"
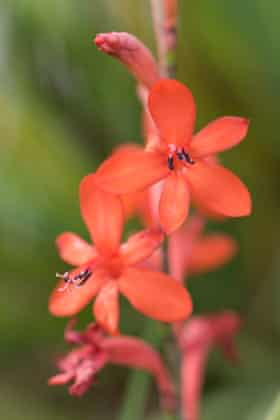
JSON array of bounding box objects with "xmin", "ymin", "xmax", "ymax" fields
[{"xmin": 94, "ymin": 32, "xmax": 160, "ymax": 89}]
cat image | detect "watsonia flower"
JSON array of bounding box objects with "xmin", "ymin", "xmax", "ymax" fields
[
  {"xmin": 49, "ymin": 174, "xmax": 192, "ymax": 334},
  {"xmin": 95, "ymin": 79, "xmax": 252, "ymax": 233}
]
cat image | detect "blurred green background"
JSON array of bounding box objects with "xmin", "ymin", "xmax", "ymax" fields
[{"xmin": 1, "ymin": 0, "xmax": 280, "ymax": 419}]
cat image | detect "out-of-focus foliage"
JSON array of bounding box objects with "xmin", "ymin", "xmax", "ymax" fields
[{"xmin": 0, "ymin": 0, "xmax": 280, "ymax": 419}]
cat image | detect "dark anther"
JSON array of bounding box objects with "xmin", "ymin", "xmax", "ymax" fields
[
  {"xmin": 74, "ymin": 268, "xmax": 92, "ymax": 286},
  {"xmin": 177, "ymin": 149, "xmax": 195, "ymax": 165},
  {"xmin": 167, "ymin": 155, "xmax": 174, "ymax": 170},
  {"xmin": 56, "ymin": 268, "xmax": 92, "ymax": 289}
]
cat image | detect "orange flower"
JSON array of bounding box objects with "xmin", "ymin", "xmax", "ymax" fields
[
  {"xmin": 96, "ymin": 79, "xmax": 252, "ymax": 233},
  {"xmin": 49, "ymin": 174, "xmax": 192, "ymax": 334}
]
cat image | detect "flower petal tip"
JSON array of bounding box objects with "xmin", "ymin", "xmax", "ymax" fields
[
  {"xmin": 148, "ymin": 79, "xmax": 196, "ymax": 147},
  {"xmin": 48, "ymin": 296, "xmax": 68, "ymax": 317},
  {"xmin": 48, "ymin": 289, "xmax": 78, "ymax": 318},
  {"xmin": 238, "ymin": 116, "xmax": 250, "ymax": 137},
  {"xmin": 236, "ymin": 190, "xmax": 252, "ymax": 218},
  {"xmin": 94, "ymin": 34, "xmax": 103, "ymax": 46},
  {"xmin": 94, "ymin": 33, "xmax": 117, "ymax": 54}
]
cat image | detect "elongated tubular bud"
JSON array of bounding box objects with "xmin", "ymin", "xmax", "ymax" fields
[{"xmin": 94, "ymin": 32, "xmax": 161, "ymax": 89}]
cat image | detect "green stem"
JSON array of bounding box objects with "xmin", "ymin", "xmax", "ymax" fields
[
  {"xmin": 163, "ymin": 413, "xmax": 177, "ymax": 420},
  {"xmin": 118, "ymin": 320, "xmax": 168, "ymax": 420}
]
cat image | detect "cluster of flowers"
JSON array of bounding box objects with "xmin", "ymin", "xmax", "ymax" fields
[{"xmin": 48, "ymin": 32, "xmax": 251, "ymax": 420}]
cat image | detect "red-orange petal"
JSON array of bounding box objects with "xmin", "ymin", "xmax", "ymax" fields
[
  {"xmin": 121, "ymin": 191, "xmax": 143, "ymax": 220},
  {"xmin": 190, "ymin": 117, "xmax": 249, "ymax": 158},
  {"xmin": 93, "ymin": 281, "xmax": 119, "ymax": 335},
  {"xmin": 119, "ymin": 268, "xmax": 193, "ymax": 322},
  {"xmin": 159, "ymin": 173, "xmax": 190, "ymax": 234},
  {"xmin": 120, "ymin": 228, "xmax": 164, "ymax": 266},
  {"xmin": 185, "ymin": 161, "xmax": 252, "ymax": 217},
  {"xmin": 188, "ymin": 234, "xmax": 238, "ymax": 275},
  {"xmin": 96, "ymin": 147, "xmax": 168, "ymax": 194},
  {"xmin": 80, "ymin": 174, "xmax": 124, "ymax": 257},
  {"xmin": 56, "ymin": 232, "xmax": 96, "ymax": 266},
  {"xmin": 148, "ymin": 79, "xmax": 196, "ymax": 147},
  {"xmin": 114, "ymin": 145, "xmax": 150, "ymax": 220},
  {"xmin": 49, "ymin": 266, "xmax": 106, "ymax": 317}
]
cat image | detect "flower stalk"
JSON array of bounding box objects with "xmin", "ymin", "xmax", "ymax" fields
[{"xmin": 150, "ymin": 0, "xmax": 178, "ymax": 77}]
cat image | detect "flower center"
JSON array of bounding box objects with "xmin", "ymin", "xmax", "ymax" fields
[
  {"xmin": 167, "ymin": 146, "xmax": 195, "ymax": 171},
  {"xmin": 105, "ymin": 255, "xmax": 123, "ymax": 278}
]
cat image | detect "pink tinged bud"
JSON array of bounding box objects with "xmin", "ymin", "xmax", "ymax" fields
[
  {"xmin": 68, "ymin": 354, "xmax": 108, "ymax": 396},
  {"xmin": 102, "ymin": 336, "xmax": 176, "ymax": 411},
  {"xmin": 64, "ymin": 318, "xmax": 84, "ymax": 344},
  {"xmin": 178, "ymin": 312, "xmax": 241, "ymax": 420},
  {"xmin": 48, "ymin": 371, "xmax": 74, "ymax": 386},
  {"xmin": 94, "ymin": 32, "xmax": 161, "ymax": 89},
  {"xmin": 49, "ymin": 343, "xmax": 108, "ymax": 397},
  {"xmin": 49, "ymin": 322, "xmax": 175, "ymax": 409}
]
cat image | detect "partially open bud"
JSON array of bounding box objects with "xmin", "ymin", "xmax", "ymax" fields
[
  {"xmin": 49, "ymin": 321, "xmax": 175, "ymax": 410},
  {"xmin": 94, "ymin": 32, "xmax": 161, "ymax": 89}
]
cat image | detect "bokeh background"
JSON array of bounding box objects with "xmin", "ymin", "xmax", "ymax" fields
[{"xmin": 1, "ymin": 0, "xmax": 280, "ymax": 419}]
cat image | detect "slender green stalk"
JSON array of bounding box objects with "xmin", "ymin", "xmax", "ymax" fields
[
  {"xmin": 163, "ymin": 413, "xmax": 177, "ymax": 420},
  {"xmin": 118, "ymin": 320, "xmax": 167, "ymax": 420}
]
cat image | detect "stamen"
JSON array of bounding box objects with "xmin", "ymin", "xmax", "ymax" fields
[
  {"xmin": 56, "ymin": 268, "xmax": 92, "ymax": 292},
  {"xmin": 177, "ymin": 149, "xmax": 195, "ymax": 165},
  {"xmin": 74, "ymin": 268, "xmax": 92, "ymax": 286},
  {"xmin": 56, "ymin": 272, "xmax": 70, "ymax": 282},
  {"xmin": 167, "ymin": 155, "xmax": 174, "ymax": 170}
]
